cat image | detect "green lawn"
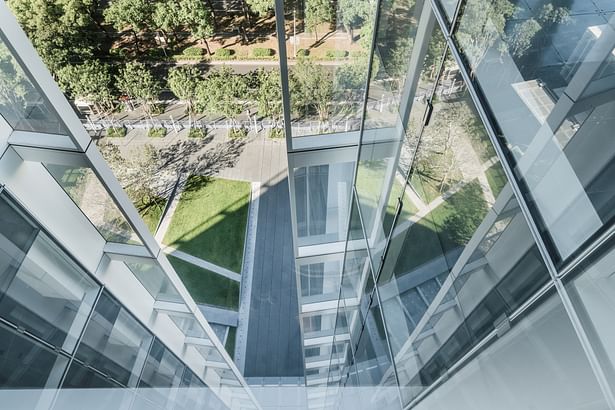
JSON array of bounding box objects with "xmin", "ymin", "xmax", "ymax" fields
[
  {"xmin": 167, "ymin": 255, "xmax": 240, "ymax": 310},
  {"xmin": 164, "ymin": 176, "xmax": 250, "ymax": 273},
  {"xmin": 225, "ymin": 326, "xmax": 237, "ymax": 359},
  {"xmin": 355, "ymin": 161, "xmax": 419, "ymax": 235},
  {"xmin": 138, "ymin": 196, "xmax": 167, "ymax": 234},
  {"xmin": 395, "ymin": 180, "xmax": 488, "ymax": 275},
  {"xmin": 485, "ymin": 163, "xmax": 507, "ymax": 198}
]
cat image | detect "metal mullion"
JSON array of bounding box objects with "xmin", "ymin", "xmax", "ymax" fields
[{"xmin": 273, "ymin": 0, "xmax": 295, "ymax": 151}]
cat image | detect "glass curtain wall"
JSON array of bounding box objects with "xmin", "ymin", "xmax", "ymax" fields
[
  {"xmin": 311, "ymin": 0, "xmax": 615, "ymax": 408},
  {"xmin": 0, "ymin": 191, "xmax": 238, "ymax": 410}
]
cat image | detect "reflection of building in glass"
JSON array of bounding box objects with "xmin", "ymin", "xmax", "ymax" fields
[
  {"xmin": 3, "ymin": 0, "xmax": 615, "ymax": 408},
  {"xmin": 277, "ymin": 0, "xmax": 615, "ymax": 408}
]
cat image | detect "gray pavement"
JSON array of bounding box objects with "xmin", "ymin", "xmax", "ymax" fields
[{"xmin": 243, "ymin": 175, "xmax": 304, "ymax": 378}]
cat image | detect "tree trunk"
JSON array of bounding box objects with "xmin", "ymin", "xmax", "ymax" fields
[
  {"xmin": 132, "ymin": 29, "xmax": 141, "ymax": 53},
  {"xmin": 202, "ymin": 38, "xmax": 212, "ymax": 55}
]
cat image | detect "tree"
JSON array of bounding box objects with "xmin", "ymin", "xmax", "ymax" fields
[
  {"xmin": 289, "ymin": 59, "xmax": 333, "ymax": 125},
  {"xmin": 179, "ymin": 0, "xmax": 215, "ymax": 55},
  {"xmin": 167, "ymin": 65, "xmax": 202, "ymax": 122},
  {"xmin": 246, "ymin": 0, "xmax": 274, "ymax": 16},
  {"xmin": 197, "ymin": 67, "xmax": 248, "ymax": 128},
  {"xmin": 0, "ymin": 40, "xmax": 33, "ymax": 121},
  {"xmin": 455, "ymin": 0, "xmax": 515, "ymax": 71},
  {"xmin": 57, "ymin": 60, "xmax": 115, "ymax": 114},
  {"xmin": 8, "ymin": 0, "xmax": 97, "ymax": 75},
  {"xmin": 253, "ymin": 69, "xmax": 282, "ymax": 122},
  {"xmin": 305, "ymin": 0, "xmax": 332, "ymax": 41},
  {"xmin": 103, "ymin": 0, "xmax": 153, "ymax": 53},
  {"xmin": 153, "ymin": 0, "xmax": 183, "ymax": 48},
  {"xmin": 116, "ymin": 62, "xmax": 161, "ymax": 118},
  {"xmin": 338, "ymin": 0, "xmax": 372, "ymax": 42}
]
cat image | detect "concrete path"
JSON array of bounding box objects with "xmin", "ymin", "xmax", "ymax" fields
[
  {"xmin": 155, "ymin": 173, "xmax": 188, "ymax": 243},
  {"xmin": 162, "ymin": 246, "xmax": 242, "ymax": 282},
  {"xmin": 234, "ymin": 182, "xmax": 261, "ymax": 373},
  {"xmin": 198, "ymin": 305, "xmax": 239, "ymax": 327}
]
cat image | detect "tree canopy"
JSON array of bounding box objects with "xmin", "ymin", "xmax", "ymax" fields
[
  {"xmin": 57, "ymin": 60, "xmax": 114, "ymax": 113},
  {"xmin": 167, "ymin": 65, "xmax": 202, "ymax": 119},
  {"xmin": 116, "ymin": 62, "xmax": 161, "ymax": 117}
]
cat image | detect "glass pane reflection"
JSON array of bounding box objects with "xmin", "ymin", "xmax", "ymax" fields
[
  {"xmin": 455, "ymin": 2, "xmax": 615, "ymax": 265},
  {"xmin": 45, "ymin": 164, "xmax": 142, "ymax": 245},
  {"xmin": 0, "ymin": 33, "xmax": 70, "ymax": 136}
]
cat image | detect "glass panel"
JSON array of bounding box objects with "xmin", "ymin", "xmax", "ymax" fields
[
  {"xmin": 0, "ymin": 194, "xmax": 99, "ymax": 353},
  {"xmin": 175, "ymin": 368, "xmax": 223, "ymax": 410},
  {"xmin": 294, "ymin": 161, "xmax": 354, "ymax": 247},
  {"xmin": 411, "ymin": 292, "xmax": 609, "ymax": 410},
  {"xmin": 74, "ymin": 291, "xmax": 153, "ymax": 387},
  {"xmin": 0, "ymin": 322, "xmax": 68, "ymax": 389},
  {"xmin": 566, "ymin": 234, "xmax": 615, "ymax": 393},
  {"xmin": 380, "ymin": 193, "xmax": 550, "ymax": 405},
  {"xmin": 138, "ymin": 338, "xmax": 184, "ymax": 407},
  {"xmin": 0, "ymin": 33, "xmax": 70, "ymax": 136},
  {"xmin": 45, "ymin": 164, "xmax": 142, "ymax": 245},
  {"xmin": 299, "ymin": 255, "xmax": 343, "ymax": 305},
  {"xmin": 356, "ymin": 7, "xmax": 447, "ymax": 270},
  {"xmin": 62, "ymin": 360, "xmax": 122, "ymax": 388},
  {"xmin": 363, "ymin": 0, "xmax": 428, "ymax": 130},
  {"xmin": 455, "ymin": 1, "xmax": 615, "ymax": 265},
  {"xmin": 125, "ymin": 261, "xmax": 182, "ymax": 302},
  {"xmin": 284, "ymin": 0, "xmax": 375, "ymax": 139}
]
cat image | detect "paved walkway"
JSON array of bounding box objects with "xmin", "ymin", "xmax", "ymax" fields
[
  {"xmin": 234, "ymin": 182, "xmax": 261, "ymax": 373},
  {"xmin": 244, "ymin": 174, "xmax": 304, "ymax": 377},
  {"xmin": 162, "ymin": 246, "xmax": 242, "ymax": 282}
]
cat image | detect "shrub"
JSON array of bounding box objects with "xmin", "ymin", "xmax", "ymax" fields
[
  {"xmin": 252, "ymin": 48, "xmax": 275, "ymax": 58},
  {"xmin": 188, "ymin": 128, "xmax": 207, "ymax": 138},
  {"xmin": 228, "ymin": 127, "xmax": 248, "ymax": 139},
  {"xmin": 106, "ymin": 126, "xmax": 126, "ymax": 138},
  {"xmin": 350, "ymin": 50, "xmax": 367, "ymax": 59},
  {"xmin": 214, "ymin": 48, "xmax": 235, "ymax": 60},
  {"xmin": 325, "ymin": 50, "xmax": 348, "ymax": 60},
  {"xmin": 268, "ymin": 128, "xmax": 284, "ymax": 139},
  {"xmin": 183, "ymin": 46, "xmax": 203, "ymax": 57},
  {"xmin": 296, "ymin": 49, "xmax": 309, "ymax": 57},
  {"xmin": 148, "ymin": 127, "xmax": 167, "ymax": 138}
]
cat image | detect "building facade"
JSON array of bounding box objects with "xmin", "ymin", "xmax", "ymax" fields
[
  {"xmin": 277, "ymin": 0, "xmax": 615, "ymax": 408},
  {"xmin": 0, "ymin": 3, "xmax": 259, "ymax": 409}
]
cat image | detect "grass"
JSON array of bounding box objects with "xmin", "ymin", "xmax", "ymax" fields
[
  {"xmin": 225, "ymin": 326, "xmax": 237, "ymax": 359},
  {"xmin": 167, "ymin": 255, "xmax": 240, "ymax": 310},
  {"xmin": 355, "ymin": 161, "xmax": 419, "ymax": 234},
  {"xmin": 395, "ymin": 180, "xmax": 488, "ymax": 275},
  {"xmin": 485, "ymin": 163, "xmax": 507, "ymax": 198},
  {"xmin": 188, "ymin": 128, "xmax": 207, "ymax": 138},
  {"xmin": 164, "ymin": 176, "xmax": 250, "ymax": 273},
  {"xmin": 148, "ymin": 127, "xmax": 167, "ymax": 138},
  {"xmin": 106, "ymin": 127, "xmax": 126, "ymax": 138},
  {"xmin": 138, "ymin": 196, "xmax": 167, "ymax": 234}
]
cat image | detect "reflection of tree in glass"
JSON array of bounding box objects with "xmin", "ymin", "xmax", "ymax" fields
[
  {"xmin": 457, "ymin": 0, "xmax": 571, "ymax": 68},
  {"xmin": 455, "ymin": 0, "xmax": 515, "ymax": 70},
  {"xmin": 0, "ymin": 42, "xmax": 32, "ymax": 118}
]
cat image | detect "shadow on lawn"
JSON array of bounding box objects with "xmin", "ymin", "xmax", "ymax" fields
[{"xmin": 168, "ymin": 176, "xmax": 251, "ymax": 273}]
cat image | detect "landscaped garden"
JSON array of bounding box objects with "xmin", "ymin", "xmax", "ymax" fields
[
  {"xmin": 167, "ymin": 255, "xmax": 240, "ymax": 310},
  {"xmin": 164, "ymin": 176, "xmax": 250, "ymax": 273}
]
